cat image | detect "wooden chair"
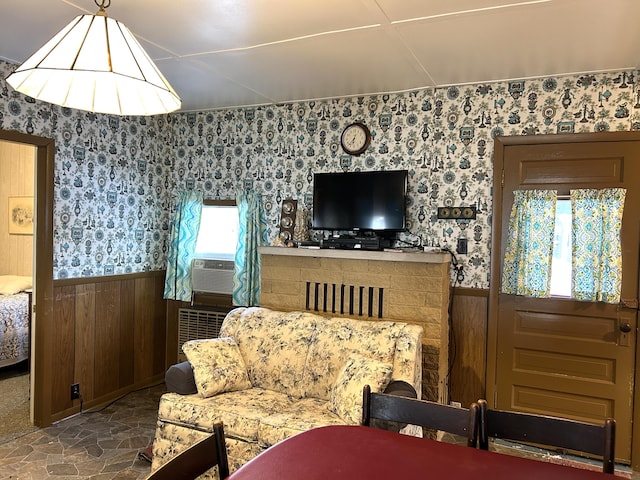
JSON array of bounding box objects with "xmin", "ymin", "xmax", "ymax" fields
[
  {"xmin": 147, "ymin": 420, "xmax": 230, "ymax": 480},
  {"xmin": 477, "ymin": 399, "xmax": 616, "ymax": 474},
  {"xmin": 361, "ymin": 384, "xmax": 480, "ymax": 447}
]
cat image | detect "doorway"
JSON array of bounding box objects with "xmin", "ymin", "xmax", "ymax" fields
[
  {"xmin": 488, "ymin": 132, "xmax": 640, "ymax": 466},
  {"xmin": 0, "ymin": 130, "xmax": 55, "ymax": 427},
  {"xmin": 0, "ymin": 139, "xmax": 35, "ymax": 438}
]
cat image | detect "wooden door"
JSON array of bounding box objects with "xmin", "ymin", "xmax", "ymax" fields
[{"xmin": 488, "ymin": 132, "xmax": 640, "ymax": 464}]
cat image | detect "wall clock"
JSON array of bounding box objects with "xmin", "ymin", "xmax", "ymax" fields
[{"xmin": 340, "ymin": 122, "xmax": 371, "ymax": 156}]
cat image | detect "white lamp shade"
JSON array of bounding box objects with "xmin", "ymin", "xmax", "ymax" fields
[{"xmin": 6, "ymin": 13, "xmax": 181, "ymax": 116}]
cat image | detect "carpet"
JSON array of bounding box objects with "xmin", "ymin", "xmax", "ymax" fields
[{"xmin": 0, "ymin": 362, "xmax": 37, "ymax": 444}]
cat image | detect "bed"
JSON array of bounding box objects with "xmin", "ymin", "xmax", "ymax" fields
[{"xmin": 0, "ymin": 276, "xmax": 33, "ymax": 368}]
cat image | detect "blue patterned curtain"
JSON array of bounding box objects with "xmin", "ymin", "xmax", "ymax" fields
[
  {"xmin": 571, "ymin": 188, "xmax": 626, "ymax": 303},
  {"xmin": 233, "ymin": 191, "xmax": 268, "ymax": 306},
  {"xmin": 163, "ymin": 190, "xmax": 203, "ymax": 301},
  {"xmin": 501, "ymin": 189, "xmax": 557, "ymax": 297}
]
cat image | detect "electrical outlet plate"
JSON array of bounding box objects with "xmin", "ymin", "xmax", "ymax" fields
[
  {"xmin": 71, "ymin": 383, "xmax": 80, "ymax": 400},
  {"xmin": 457, "ymin": 238, "xmax": 468, "ymax": 254},
  {"xmin": 437, "ymin": 206, "xmax": 477, "ymax": 220}
]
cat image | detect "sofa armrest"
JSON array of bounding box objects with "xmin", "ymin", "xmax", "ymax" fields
[
  {"xmin": 370, "ymin": 380, "xmax": 418, "ymax": 432},
  {"xmin": 384, "ymin": 380, "xmax": 417, "ymax": 399},
  {"xmin": 165, "ymin": 361, "xmax": 197, "ymax": 394}
]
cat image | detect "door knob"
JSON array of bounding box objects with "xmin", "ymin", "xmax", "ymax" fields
[{"xmin": 620, "ymin": 322, "xmax": 632, "ymax": 333}]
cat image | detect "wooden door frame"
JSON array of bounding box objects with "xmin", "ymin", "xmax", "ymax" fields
[
  {"xmin": 0, "ymin": 130, "xmax": 55, "ymax": 427},
  {"xmin": 488, "ymin": 131, "xmax": 640, "ymax": 470}
]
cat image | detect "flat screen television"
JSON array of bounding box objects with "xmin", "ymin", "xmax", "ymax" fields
[{"xmin": 312, "ymin": 170, "xmax": 408, "ymax": 236}]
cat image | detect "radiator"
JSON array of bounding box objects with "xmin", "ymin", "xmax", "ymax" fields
[{"xmin": 177, "ymin": 307, "xmax": 229, "ymax": 360}]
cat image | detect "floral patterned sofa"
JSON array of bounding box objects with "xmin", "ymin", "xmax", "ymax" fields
[{"xmin": 151, "ymin": 306, "xmax": 423, "ymax": 476}]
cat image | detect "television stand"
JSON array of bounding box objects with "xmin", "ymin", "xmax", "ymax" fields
[{"xmin": 322, "ymin": 235, "xmax": 391, "ymax": 251}]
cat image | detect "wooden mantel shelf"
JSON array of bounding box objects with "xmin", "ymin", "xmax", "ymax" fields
[{"xmin": 258, "ymin": 246, "xmax": 451, "ymax": 264}]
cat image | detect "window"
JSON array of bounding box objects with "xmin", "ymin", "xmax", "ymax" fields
[
  {"xmin": 194, "ymin": 204, "xmax": 239, "ymax": 261},
  {"xmin": 550, "ymin": 199, "xmax": 571, "ymax": 297}
]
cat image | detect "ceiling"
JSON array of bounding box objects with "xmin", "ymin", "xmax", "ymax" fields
[{"xmin": 1, "ymin": 0, "xmax": 639, "ymax": 113}]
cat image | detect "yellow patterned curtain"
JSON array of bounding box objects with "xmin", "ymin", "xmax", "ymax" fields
[
  {"xmin": 571, "ymin": 188, "xmax": 626, "ymax": 303},
  {"xmin": 501, "ymin": 189, "xmax": 557, "ymax": 298}
]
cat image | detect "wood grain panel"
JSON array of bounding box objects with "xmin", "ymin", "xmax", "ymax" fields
[
  {"xmin": 515, "ymin": 310, "xmax": 617, "ymax": 341},
  {"xmin": 520, "ymin": 157, "xmax": 623, "ymax": 185},
  {"xmin": 513, "ymin": 386, "xmax": 614, "ymax": 420},
  {"xmin": 514, "ymin": 348, "xmax": 615, "ymax": 382},
  {"xmin": 51, "ymin": 286, "xmax": 76, "ymax": 413},
  {"xmin": 50, "ymin": 271, "xmax": 167, "ymax": 421},
  {"xmin": 94, "ymin": 281, "xmax": 121, "ymax": 398},
  {"xmin": 0, "ymin": 140, "xmax": 34, "ymax": 276},
  {"xmin": 134, "ymin": 276, "xmax": 156, "ymax": 382},
  {"xmin": 449, "ymin": 288, "xmax": 488, "ymax": 408},
  {"xmin": 119, "ymin": 278, "xmax": 136, "ymax": 388},
  {"xmin": 74, "ymin": 284, "xmax": 96, "ymax": 403},
  {"xmin": 152, "ymin": 274, "xmax": 167, "ymax": 375},
  {"xmin": 165, "ymin": 299, "xmax": 188, "ymax": 367}
]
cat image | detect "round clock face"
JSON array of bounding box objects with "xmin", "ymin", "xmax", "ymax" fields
[{"xmin": 341, "ymin": 122, "xmax": 371, "ymax": 155}]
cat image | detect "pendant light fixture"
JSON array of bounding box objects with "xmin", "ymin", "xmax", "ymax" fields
[{"xmin": 6, "ymin": 0, "xmax": 181, "ymax": 116}]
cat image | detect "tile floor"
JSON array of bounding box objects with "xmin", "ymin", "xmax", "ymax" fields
[
  {"xmin": 0, "ymin": 384, "xmax": 164, "ymax": 479},
  {"xmin": 0, "ymin": 384, "xmax": 638, "ymax": 479}
]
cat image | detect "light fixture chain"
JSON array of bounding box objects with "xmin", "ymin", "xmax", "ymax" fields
[{"xmin": 95, "ymin": 0, "xmax": 111, "ymax": 11}]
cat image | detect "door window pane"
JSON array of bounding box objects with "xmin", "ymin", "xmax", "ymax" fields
[{"xmin": 550, "ymin": 199, "xmax": 571, "ymax": 297}]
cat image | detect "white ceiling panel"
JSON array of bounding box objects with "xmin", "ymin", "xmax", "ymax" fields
[
  {"xmin": 194, "ymin": 27, "xmax": 432, "ymax": 106},
  {"xmin": 1, "ymin": 0, "xmax": 639, "ymax": 111},
  {"xmin": 156, "ymin": 58, "xmax": 273, "ymax": 112},
  {"xmin": 374, "ymin": 0, "xmax": 546, "ymax": 23},
  {"xmin": 396, "ymin": 0, "xmax": 640, "ymax": 86},
  {"xmin": 99, "ymin": 0, "xmax": 390, "ymax": 55}
]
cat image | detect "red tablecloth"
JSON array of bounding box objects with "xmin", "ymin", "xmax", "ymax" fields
[{"xmin": 228, "ymin": 425, "xmax": 612, "ymax": 480}]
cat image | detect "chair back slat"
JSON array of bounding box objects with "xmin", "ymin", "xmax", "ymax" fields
[
  {"xmin": 478, "ymin": 399, "xmax": 616, "ymax": 474},
  {"xmin": 362, "ymin": 385, "xmax": 480, "ymax": 447}
]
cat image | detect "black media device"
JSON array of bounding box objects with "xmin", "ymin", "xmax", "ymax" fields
[{"xmin": 312, "ymin": 170, "xmax": 408, "ymax": 250}]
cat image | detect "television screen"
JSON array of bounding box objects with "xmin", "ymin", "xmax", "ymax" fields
[{"xmin": 312, "ymin": 170, "xmax": 407, "ymax": 234}]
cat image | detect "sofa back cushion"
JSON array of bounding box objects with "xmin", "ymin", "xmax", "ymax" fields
[
  {"xmin": 219, "ymin": 307, "xmax": 421, "ymax": 402},
  {"xmin": 301, "ymin": 317, "xmax": 401, "ymax": 400},
  {"xmin": 224, "ymin": 308, "xmax": 318, "ymax": 398}
]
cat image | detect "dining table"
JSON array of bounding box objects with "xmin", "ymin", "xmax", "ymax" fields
[{"xmin": 227, "ymin": 425, "xmax": 614, "ymax": 480}]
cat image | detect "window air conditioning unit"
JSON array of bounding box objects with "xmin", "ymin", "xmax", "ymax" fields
[{"xmin": 191, "ymin": 258, "xmax": 234, "ymax": 295}]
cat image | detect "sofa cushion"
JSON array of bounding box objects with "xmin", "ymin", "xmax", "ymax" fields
[
  {"xmin": 182, "ymin": 337, "xmax": 251, "ymax": 398},
  {"xmin": 230, "ymin": 309, "xmax": 319, "ymax": 398},
  {"xmin": 258, "ymin": 398, "xmax": 346, "ymax": 448},
  {"xmin": 330, "ymin": 354, "xmax": 393, "ymax": 424},
  {"xmin": 302, "ymin": 318, "xmax": 401, "ymax": 400},
  {"xmin": 158, "ymin": 388, "xmax": 292, "ymax": 442},
  {"xmin": 152, "ymin": 421, "xmax": 263, "ymax": 476}
]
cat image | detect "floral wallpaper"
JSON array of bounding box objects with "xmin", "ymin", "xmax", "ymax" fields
[{"xmin": 1, "ymin": 58, "xmax": 638, "ymax": 288}]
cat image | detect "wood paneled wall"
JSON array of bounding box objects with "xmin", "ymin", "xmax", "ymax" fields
[
  {"xmin": 0, "ymin": 140, "xmax": 34, "ymax": 276},
  {"xmin": 449, "ymin": 287, "xmax": 488, "ymax": 408},
  {"xmin": 49, "ymin": 271, "xmax": 167, "ymax": 421}
]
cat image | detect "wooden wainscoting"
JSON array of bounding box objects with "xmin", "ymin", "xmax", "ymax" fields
[
  {"xmin": 449, "ymin": 287, "xmax": 488, "ymax": 408},
  {"xmin": 50, "ymin": 270, "xmax": 167, "ymax": 422}
]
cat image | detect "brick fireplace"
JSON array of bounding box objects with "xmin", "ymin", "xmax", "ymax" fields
[{"xmin": 259, "ymin": 246, "xmax": 451, "ymax": 403}]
